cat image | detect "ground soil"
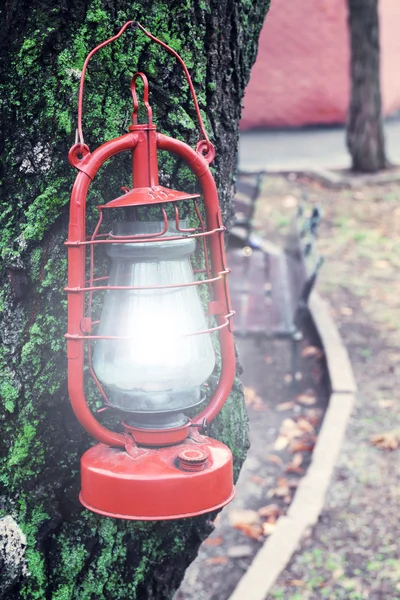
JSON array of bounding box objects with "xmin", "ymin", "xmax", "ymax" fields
[{"xmin": 177, "ymin": 173, "xmax": 400, "ymax": 600}]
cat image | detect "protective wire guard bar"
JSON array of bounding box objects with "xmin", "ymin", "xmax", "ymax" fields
[
  {"xmin": 65, "ymin": 226, "xmax": 224, "ymax": 246},
  {"xmin": 66, "ymin": 313, "xmax": 235, "ymax": 341}
]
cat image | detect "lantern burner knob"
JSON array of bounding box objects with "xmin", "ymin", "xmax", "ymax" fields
[{"xmin": 177, "ymin": 446, "xmax": 209, "ymax": 472}]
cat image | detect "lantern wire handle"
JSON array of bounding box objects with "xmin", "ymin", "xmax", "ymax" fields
[
  {"xmin": 76, "ymin": 20, "xmax": 214, "ymax": 161},
  {"xmin": 133, "ymin": 22, "xmax": 214, "ymax": 161}
]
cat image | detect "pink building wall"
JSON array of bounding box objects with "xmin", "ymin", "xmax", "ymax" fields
[{"xmin": 241, "ymin": 0, "xmax": 400, "ymax": 130}]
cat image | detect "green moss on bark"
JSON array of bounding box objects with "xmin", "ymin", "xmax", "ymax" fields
[{"xmin": 0, "ymin": 1, "xmax": 270, "ymax": 598}]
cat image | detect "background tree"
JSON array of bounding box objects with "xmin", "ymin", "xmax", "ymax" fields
[
  {"xmin": 346, "ymin": 0, "xmax": 387, "ymax": 172},
  {"xmin": 0, "ymin": 1, "xmax": 270, "ymax": 599}
]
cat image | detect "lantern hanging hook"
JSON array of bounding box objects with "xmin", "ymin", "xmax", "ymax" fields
[
  {"xmin": 130, "ymin": 72, "xmax": 153, "ymax": 126},
  {"xmin": 75, "ymin": 20, "xmax": 215, "ymax": 163}
]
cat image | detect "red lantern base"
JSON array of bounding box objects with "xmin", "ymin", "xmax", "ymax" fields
[{"xmin": 79, "ymin": 435, "xmax": 235, "ymax": 520}]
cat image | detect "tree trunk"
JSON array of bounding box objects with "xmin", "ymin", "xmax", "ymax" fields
[
  {"xmin": 0, "ymin": 1, "xmax": 270, "ymax": 599},
  {"xmin": 346, "ymin": 0, "xmax": 387, "ymax": 172}
]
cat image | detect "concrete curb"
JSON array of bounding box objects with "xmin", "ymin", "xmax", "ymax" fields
[{"xmin": 228, "ymin": 291, "xmax": 357, "ymax": 600}]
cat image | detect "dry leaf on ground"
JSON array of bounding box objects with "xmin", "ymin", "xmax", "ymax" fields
[
  {"xmin": 262, "ymin": 521, "xmax": 276, "ymax": 536},
  {"xmin": 290, "ymin": 439, "xmax": 316, "ymax": 453},
  {"xmin": 274, "ymin": 435, "xmax": 289, "ymax": 451},
  {"xmin": 301, "ymin": 345, "xmax": 323, "ymax": 359},
  {"xmin": 233, "ymin": 523, "xmax": 264, "ymax": 540},
  {"xmin": 303, "ymin": 409, "xmax": 322, "ymax": 427},
  {"xmin": 285, "ymin": 452, "xmax": 303, "ymax": 473},
  {"xmin": 370, "ymin": 431, "xmax": 400, "ymax": 451},
  {"xmin": 286, "ymin": 579, "xmax": 306, "ymax": 587},
  {"xmin": 268, "ymin": 453, "xmax": 283, "ymax": 465},
  {"xmin": 297, "ymin": 417, "xmax": 315, "ymax": 434},
  {"xmin": 229, "ymin": 509, "xmax": 264, "ymax": 540},
  {"xmin": 267, "ymin": 476, "xmax": 290, "ymax": 499},
  {"xmin": 274, "ymin": 418, "xmax": 308, "ymax": 451},
  {"xmin": 203, "ymin": 536, "xmax": 223, "ymax": 547},
  {"xmin": 250, "ymin": 475, "xmax": 267, "ymax": 485},
  {"xmin": 205, "ymin": 556, "xmax": 229, "ymax": 566},
  {"xmin": 244, "ymin": 387, "xmax": 264, "ymax": 409},
  {"xmin": 258, "ymin": 504, "xmax": 282, "ymax": 520},
  {"xmin": 228, "ymin": 509, "xmax": 259, "ymax": 527},
  {"xmin": 276, "ymin": 400, "xmax": 295, "ymax": 411},
  {"xmin": 296, "ymin": 391, "xmax": 317, "ymax": 406}
]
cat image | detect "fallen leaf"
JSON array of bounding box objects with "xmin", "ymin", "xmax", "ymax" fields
[
  {"xmin": 340, "ymin": 306, "xmax": 353, "ymax": 316},
  {"xmin": 276, "ymin": 401, "xmax": 295, "ymax": 412},
  {"xmin": 284, "ymin": 374, "xmax": 293, "ymax": 384},
  {"xmin": 290, "ymin": 440, "xmax": 315, "ymax": 453},
  {"xmin": 268, "ymin": 454, "xmax": 283, "ymax": 465},
  {"xmin": 370, "ymin": 431, "xmax": 400, "ymax": 451},
  {"xmin": 293, "ymin": 451, "xmax": 303, "ymax": 466},
  {"xmin": 285, "ymin": 452, "xmax": 304, "ymax": 473},
  {"xmin": 262, "ymin": 521, "xmax": 276, "ymax": 536},
  {"xmin": 274, "ymin": 418, "xmax": 305, "ymax": 451},
  {"xmin": 250, "ymin": 475, "xmax": 267, "ymax": 485},
  {"xmin": 301, "ymin": 345, "xmax": 323, "ymax": 359},
  {"xmin": 297, "ymin": 418, "xmax": 315, "ymax": 434},
  {"xmin": 229, "ymin": 509, "xmax": 259, "ymax": 527},
  {"xmin": 244, "ymin": 387, "xmax": 264, "ymax": 408},
  {"xmin": 303, "ymin": 410, "xmax": 321, "ymax": 427},
  {"xmin": 268, "ymin": 477, "xmax": 290, "ymax": 498},
  {"xmin": 234, "ymin": 523, "xmax": 264, "ymax": 540},
  {"xmin": 281, "ymin": 418, "xmax": 300, "ymax": 433},
  {"xmin": 258, "ymin": 504, "xmax": 282, "ymax": 520},
  {"xmin": 282, "ymin": 418, "xmax": 305, "ymax": 438},
  {"xmin": 264, "ymin": 355, "xmax": 273, "ymax": 364},
  {"xmin": 286, "ymin": 579, "xmax": 306, "ymax": 587},
  {"xmin": 296, "ymin": 391, "xmax": 317, "ymax": 406},
  {"xmin": 227, "ymin": 544, "xmax": 253, "ymax": 558},
  {"xmin": 205, "ymin": 556, "xmax": 229, "ymax": 565},
  {"xmin": 203, "ymin": 536, "xmax": 223, "ymax": 546},
  {"xmin": 274, "ymin": 435, "xmax": 289, "ymax": 451}
]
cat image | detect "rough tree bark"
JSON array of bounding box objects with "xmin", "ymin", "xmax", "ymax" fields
[
  {"xmin": 346, "ymin": 0, "xmax": 387, "ymax": 172},
  {"xmin": 0, "ymin": 1, "xmax": 270, "ymax": 599}
]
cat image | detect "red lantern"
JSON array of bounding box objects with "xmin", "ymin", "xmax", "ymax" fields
[{"xmin": 65, "ymin": 22, "xmax": 236, "ymax": 520}]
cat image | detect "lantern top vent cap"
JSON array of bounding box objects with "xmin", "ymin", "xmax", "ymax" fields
[{"xmin": 97, "ymin": 186, "xmax": 200, "ymax": 210}]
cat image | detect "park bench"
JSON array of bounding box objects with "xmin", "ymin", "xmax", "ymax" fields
[{"xmin": 227, "ymin": 174, "xmax": 323, "ymax": 378}]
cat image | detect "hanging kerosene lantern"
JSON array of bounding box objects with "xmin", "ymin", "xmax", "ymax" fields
[{"xmin": 65, "ymin": 22, "xmax": 236, "ymax": 520}]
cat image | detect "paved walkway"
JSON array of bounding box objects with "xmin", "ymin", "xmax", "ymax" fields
[{"xmin": 239, "ymin": 117, "xmax": 400, "ymax": 172}]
